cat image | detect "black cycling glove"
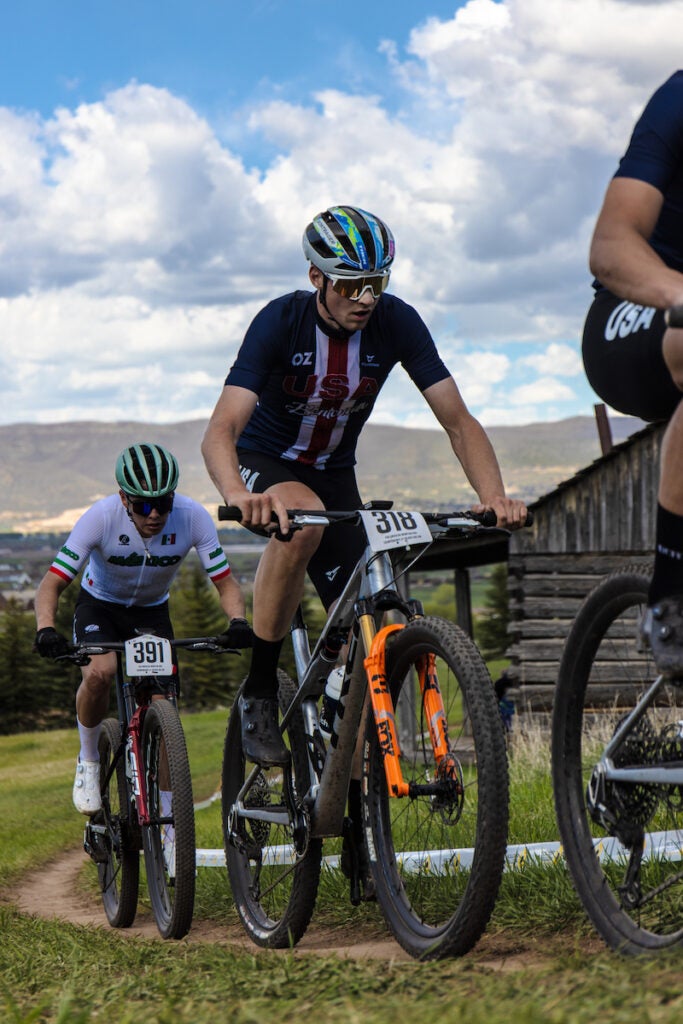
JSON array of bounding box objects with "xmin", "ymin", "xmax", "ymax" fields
[
  {"xmin": 34, "ymin": 627, "xmax": 70, "ymax": 660},
  {"xmin": 219, "ymin": 618, "xmax": 253, "ymax": 649}
]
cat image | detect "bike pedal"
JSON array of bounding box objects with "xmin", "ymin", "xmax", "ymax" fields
[{"xmin": 83, "ymin": 822, "xmax": 111, "ymax": 865}]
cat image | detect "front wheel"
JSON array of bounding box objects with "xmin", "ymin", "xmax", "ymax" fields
[
  {"xmin": 223, "ymin": 672, "xmax": 323, "ymax": 948},
  {"xmin": 552, "ymin": 565, "xmax": 683, "ymax": 954},
  {"xmin": 96, "ymin": 717, "xmax": 140, "ymax": 928},
  {"xmin": 363, "ymin": 616, "xmax": 509, "ymax": 959},
  {"xmin": 141, "ymin": 699, "xmax": 196, "ymax": 939}
]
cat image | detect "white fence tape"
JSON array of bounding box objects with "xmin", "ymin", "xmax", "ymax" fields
[{"xmin": 194, "ymin": 830, "xmax": 683, "ymax": 872}]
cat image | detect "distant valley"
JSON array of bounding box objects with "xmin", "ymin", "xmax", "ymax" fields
[{"xmin": 0, "ymin": 414, "xmax": 646, "ymax": 533}]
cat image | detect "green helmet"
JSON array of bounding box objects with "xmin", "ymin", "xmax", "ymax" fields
[{"xmin": 115, "ymin": 443, "xmax": 179, "ymax": 498}]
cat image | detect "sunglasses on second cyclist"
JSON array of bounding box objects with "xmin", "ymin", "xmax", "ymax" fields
[
  {"xmin": 326, "ymin": 271, "xmax": 391, "ymax": 301},
  {"xmin": 126, "ymin": 494, "xmax": 175, "ymax": 516}
]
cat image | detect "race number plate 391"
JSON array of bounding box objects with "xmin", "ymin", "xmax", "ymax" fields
[
  {"xmin": 359, "ymin": 510, "xmax": 432, "ymax": 551},
  {"xmin": 125, "ymin": 635, "xmax": 173, "ymax": 676}
]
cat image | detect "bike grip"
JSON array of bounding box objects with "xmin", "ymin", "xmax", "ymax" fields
[
  {"xmin": 218, "ymin": 505, "xmax": 243, "ymax": 521},
  {"xmin": 471, "ymin": 509, "xmax": 534, "ymax": 528},
  {"xmin": 477, "ymin": 509, "xmax": 498, "ymax": 527},
  {"xmin": 665, "ymin": 305, "xmax": 683, "ymax": 329}
]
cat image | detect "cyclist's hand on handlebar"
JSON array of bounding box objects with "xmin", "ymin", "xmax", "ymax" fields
[
  {"xmin": 226, "ymin": 490, "xmax": 291, "ymax": 537},
  {"xmin": 472, "ymin": 497, "xmax": 528, "ymax": 530},
  {"xmin": 33, "ymin": 627, "xmax": 70, "ymax": 660},
  {"xmin": 218, "ymin": 617, "xmax": 253, "ymax": 649}
]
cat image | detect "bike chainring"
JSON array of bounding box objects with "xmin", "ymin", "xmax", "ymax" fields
[{"xmin": 291, "ymin": 802, "xmax": 311, "ymax": 858}]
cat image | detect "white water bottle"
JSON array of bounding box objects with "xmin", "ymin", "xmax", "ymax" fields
[{"xmin": 319, "ymin": 666, "xmax": 344, "ymax": 742}]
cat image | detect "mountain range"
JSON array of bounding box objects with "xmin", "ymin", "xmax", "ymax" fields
[{"xmin": 0, "ymin": 414, "xmax": 645, "ymax": 533}]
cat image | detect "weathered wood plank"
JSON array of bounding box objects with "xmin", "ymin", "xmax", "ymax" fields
[
  {"xmin": 509, "ymin": 574, "xmax": 613, "ymax": 598},
  {"xmin": 509, "ymin": 683, "xmax": 683, "ymax": 712},
  {"xmin": 508, "ymin": 662, "xmax": 656, "ymax": 685}
]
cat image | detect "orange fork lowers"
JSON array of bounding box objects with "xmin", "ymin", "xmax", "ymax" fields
[{"xmin": 363, "ymin": 622, "xmax": 452, "ymax": 798}]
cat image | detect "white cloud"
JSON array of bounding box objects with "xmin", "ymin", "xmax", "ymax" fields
[
  {"xmin": 521, "ymin": 342, "xmax": 583, "ymax": 377},
  {"xmin": 510, "ymin": 376, "xmax": 577, "ymax": 406},
  {"xmin": 1, "ymin": 0, "xmax": 683, "ymax": 426}
]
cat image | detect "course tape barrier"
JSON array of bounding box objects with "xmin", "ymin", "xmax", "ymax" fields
[{"xmin": 193, "ymin": 831, "xmax": 683, "ymax": 872}]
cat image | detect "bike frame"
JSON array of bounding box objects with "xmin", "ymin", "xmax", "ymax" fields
[
  {"xmin": 230, "ymin": 512, "xmax": 471, "ymax": 839},
  {"xmin": 90, "ymin": 648, "xmax": 175, "ymax": 839},
  {"xmin": 75, "ymin": 635, "xmax": 227, "ymax": 841}
]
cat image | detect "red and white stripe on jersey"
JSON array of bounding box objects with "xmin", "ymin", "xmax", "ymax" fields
[{"xmin": 282, "ymin": 327, "xmax": 362, "ymax": 467}]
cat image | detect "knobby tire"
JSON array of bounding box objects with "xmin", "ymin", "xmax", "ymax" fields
[
  {"xmin": 97, "ymin": 717, "xmax": 139, "ymax": 928},
  {"xmin": 362, "ymin": 616, "xmax": 509, "ymax": 959},
  {"xmin": 223, "ymin": 671, "xmax": 323, "ymax": 948},
  {"xmin": 141, "ymin": 698, "xmax": 196, "ymax": 939},
  {"xmin": 552, "ymin": 565, "xmax": 683, "ymax": 954}
]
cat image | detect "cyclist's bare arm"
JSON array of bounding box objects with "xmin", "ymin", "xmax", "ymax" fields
[
  {"xmin": 212, "ymin": 571, "xmax": 247, "ymax": 620},
  {"xmin": 34, "ymin": 570, "xmax": 70, "ymax": 630},
  {"xmin": 589, "ymin": 177, "xmax": 683, "ymax": 308},
  {"xmin": 423, "ymin": 376, "xmax": 527, "ymax": 528},
  {"xmin": 201, "ymin": 384, "xmax": 290, "ymax": 535}
]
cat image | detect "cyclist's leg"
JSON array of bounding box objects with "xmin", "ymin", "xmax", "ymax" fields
[
  {"xmin": 235, "ymin": 453, "xmax": 324, "ymax": 764},
  {"xmin": 72, "ymin": 594, "xmax": 120, "ymax": 814}
]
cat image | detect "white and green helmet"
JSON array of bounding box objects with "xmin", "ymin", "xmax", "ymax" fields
[{"xmin": 115, "ymin": 443, "xmax": 179, "ymax": 498}]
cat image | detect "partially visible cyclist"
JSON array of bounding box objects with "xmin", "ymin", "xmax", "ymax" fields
[
  {"xmin": 34, "ymin": 442, "xmax": 250, "ymax": 815},
  {"xmin": 582, "ymin": 71, "xmax": 683, "ymax": 675},
  {"xmin": 202, "ymin": 204, "xmax": 527, "ymax": 769}
]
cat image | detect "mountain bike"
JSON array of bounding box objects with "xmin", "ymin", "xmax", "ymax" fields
[
  {"xmin": 552, "ymin": 565, "xmax": 683, "ymax": 953},
  {"xmin": 64, "ymin": 633, "xmax": 233, "ymax": 940},
  {"xmin": 219, "ymin": 501, "xmax": 520, "ymax": 960},
  {"xmin": 552, "ymin": 305, "xmax": 683, "ymax": 955}
]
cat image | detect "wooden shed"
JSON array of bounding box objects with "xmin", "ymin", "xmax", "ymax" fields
[{"xmin": 505, "ymin": 419, "xmax": 665, "ymax": 712}]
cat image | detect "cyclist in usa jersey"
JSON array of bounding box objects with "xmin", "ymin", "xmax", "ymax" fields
[
  {"xmin": 202, "ymin": 205, "xmax": 527, "ymax": 766},
  {"xmin": 582, "ymin": 71, "xmax": 683, "ymax": 676},
  {"xmin": 34, "ymin": 443, "xmax": 249, "ymax": 814}
]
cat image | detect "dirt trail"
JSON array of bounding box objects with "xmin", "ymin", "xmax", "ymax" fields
[{"xmin": 6, "ymin": 846, "xmax": 590, "ymax": 968}]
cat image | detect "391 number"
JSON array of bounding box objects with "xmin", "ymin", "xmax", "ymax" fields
[{"xmin": 130, "ymin": 639, "xmax": 166, "ymax": 664}]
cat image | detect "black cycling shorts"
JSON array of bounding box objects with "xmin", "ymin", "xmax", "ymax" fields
[
  {"xmin": 236, "ymin": 449, "xmax": 366, "ymax": 609},
  {"xmin": 73, "ymin": 590, "xmax": 178, "ymax": 693},
  {"xmin": 582, "ymin": 289, "xmax": 681, "ymax": 421}
]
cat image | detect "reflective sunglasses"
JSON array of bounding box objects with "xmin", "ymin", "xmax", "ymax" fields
[
  {"xmin": 127, "ymin": 494, "xmax": 174, "ymax": 516},
  {"xmin": 326, "ymin": 272, "xmax": 391, "ymax": 301}
]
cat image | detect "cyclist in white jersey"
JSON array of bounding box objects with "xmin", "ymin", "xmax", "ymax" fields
[{"xmin": 34, "ymin": 443, "xmax": 250, "ymax": 815}]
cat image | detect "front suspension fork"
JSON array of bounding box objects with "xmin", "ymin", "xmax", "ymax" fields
[{"xmin": 361, "ymin": 615, "xmax": 451, "ymax": 798}]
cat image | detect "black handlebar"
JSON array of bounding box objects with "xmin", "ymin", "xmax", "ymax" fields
[
  {"xmin": 218, "ymin": 504, "xmax": 533, "ymax": 529},
  {"xmin": 59, "ymin": 635, "xmax": 236, "ymax": 664}
]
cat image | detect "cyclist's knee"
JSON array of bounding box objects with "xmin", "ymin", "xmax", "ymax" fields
[
  {"xmin": 80, "ymin": 664, "xmax": 114, "ymax": 695},
  {"xmin": 663, "ymin": 328, "xmax": 683, "ymax": 390}
]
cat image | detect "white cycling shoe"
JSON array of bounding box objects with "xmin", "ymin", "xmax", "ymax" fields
[{"xmin": 73, "ymin": 758, "xmax": 102, "ymax": 815}]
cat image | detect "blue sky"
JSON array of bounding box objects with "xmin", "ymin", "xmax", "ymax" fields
[
  {"xmin": 2, "ymin": 2, "xmax": 460, "ymax": 123},
  {"xmin": 1, "ymin": 0, "xmax": 682, "ymax": 430}
]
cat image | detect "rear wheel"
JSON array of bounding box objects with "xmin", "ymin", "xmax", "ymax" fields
[
  {"xmin": 223, "ymin": 672, "xmax": 323, "ymax": 947},
  {"xmin": 363, "ymin": 616, "xmax": 509, "ymax": 960},
  {"xmin": 552, "ymin": 565, "xmax": 683, "ymax": 953},
  {"xmin": 96, "ymin": 717, "xmax": 139, "ymax": 928},
  {"xmin": 141, "ymin": 699, "xmax": 196, "ymax": 939}
]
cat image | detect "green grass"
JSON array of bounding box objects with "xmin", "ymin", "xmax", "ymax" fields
[{"xmin": 2, "ymin": 714, "xmax": 683, "ymax": 1023}]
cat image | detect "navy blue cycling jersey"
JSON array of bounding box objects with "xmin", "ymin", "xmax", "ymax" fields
[
  {"xmin": 613, "ymin": 70, "xmax": 683, "ymax": 274},
  {"xmin": 226, "ymin": 290, "xmax": 450, "ymax": 469}
]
